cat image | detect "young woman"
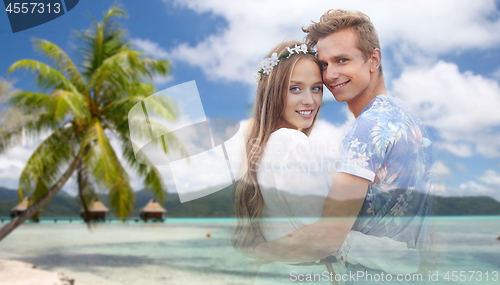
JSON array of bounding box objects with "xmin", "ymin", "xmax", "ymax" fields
[{"xmin": 233, "ymin": 41, "xmax": 420, "ymax": 284}]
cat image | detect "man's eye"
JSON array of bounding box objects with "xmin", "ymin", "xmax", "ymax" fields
[
  {"xmin": 290, "ymin": 86, "xmax": 301, "ymax": 92},
  {"xmin": 339, "ymin": 58, "xmax": 347, "ymax": 63}
]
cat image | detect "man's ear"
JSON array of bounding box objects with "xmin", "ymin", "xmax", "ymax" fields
[{"xmin": 369, "ymin": 48, "xmax": 382, "ymax": 73}]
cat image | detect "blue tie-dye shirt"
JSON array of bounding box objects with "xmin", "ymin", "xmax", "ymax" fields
[{"xmin": 337, "ymin": 94, "xmax": 436, "ymax": 251}]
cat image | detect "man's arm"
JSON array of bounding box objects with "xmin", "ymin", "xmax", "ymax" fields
[{"xmin": 253, "ymin": 172, "xmax": 369, "ymax": 263}]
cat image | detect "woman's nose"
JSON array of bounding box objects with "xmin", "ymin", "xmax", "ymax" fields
[{"xmin": 302, "ymin": 91, "xmax": 314, "ymax": 105}]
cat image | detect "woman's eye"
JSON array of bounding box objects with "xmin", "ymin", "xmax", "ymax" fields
[
  {"xmin": 290, "ymin": 86, "xmax": 301, "ymax": 92},
  {"xmin": 312, "ymin": 86, "xmax": 322, "ymax": 92},
  {"xmin": 321, "ymin": 63, "xmax": 328, "ymax": 69}
]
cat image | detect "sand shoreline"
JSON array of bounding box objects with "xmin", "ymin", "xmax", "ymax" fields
[{"xmin": 0, "ymin": 259, "xmax": 74, "ymax": 285}]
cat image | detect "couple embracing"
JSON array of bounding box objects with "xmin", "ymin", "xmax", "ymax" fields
[{"xmin": 232, "ymin": 9, "xmax": 436, "ymax": 285}]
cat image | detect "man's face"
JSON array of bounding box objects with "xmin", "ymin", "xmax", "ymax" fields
[{"xmin": 317, "ymin": 28, "xmax": 372, "ymax": 104}]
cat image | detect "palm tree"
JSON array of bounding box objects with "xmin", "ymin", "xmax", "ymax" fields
[{"xmin": 0, "ymin": 5, "xmax": 180, "ymax": 241}]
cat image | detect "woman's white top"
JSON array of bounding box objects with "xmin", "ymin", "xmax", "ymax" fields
[{"xmin": 256, "ymin": 128, "xmax": 420, "ymax": 275}]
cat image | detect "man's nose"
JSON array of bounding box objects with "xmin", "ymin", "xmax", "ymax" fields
[{"xmin": 323, "ymin": 65, "xmax": 339, "ymax": 82}]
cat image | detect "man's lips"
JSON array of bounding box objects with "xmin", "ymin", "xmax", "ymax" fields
[
  {"xmin": 331, "ymin": 80, "xmax": 350, "ymax": 90},
  {"xmin": 296, "ymin": 109, "xmax": 313, "ymax": 118}
]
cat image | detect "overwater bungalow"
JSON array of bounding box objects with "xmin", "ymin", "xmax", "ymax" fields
[
  {"xmin": 81, "ymin": 199, "xmax": 109, "ymax": 222},
  {"xmin": 139, "ymin": 199, "xmax": 167, "ymax": 222},
  {"xmin": 10, "ymin": 197, "xmax": 30, "ymax": 218}
]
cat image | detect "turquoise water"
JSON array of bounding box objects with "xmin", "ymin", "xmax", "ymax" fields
[{"xmin": 0, "ymin": 216, "xmax": 499, "ymax": 284}]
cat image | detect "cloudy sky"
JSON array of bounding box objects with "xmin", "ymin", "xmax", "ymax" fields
[{"xmin": 1, "ymin": 0, "xmax": 500, "ymax": 201}]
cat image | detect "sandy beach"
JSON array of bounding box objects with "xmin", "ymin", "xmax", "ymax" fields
[
  {"xmin": 0, "ymin": 259, "xmax": 74, "ymax": 285},
  {"xmin": 0, "ymin": 258, "xmax": 250, "ymax": 285}
]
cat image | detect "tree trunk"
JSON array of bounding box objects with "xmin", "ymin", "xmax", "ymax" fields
[
  {"xmin": 0, "ymin": 155, "xmax": 82, "ymax": 242},
  {"xmin": 77, "ymin": 162, "xmax": 91, "ymax": 225}
]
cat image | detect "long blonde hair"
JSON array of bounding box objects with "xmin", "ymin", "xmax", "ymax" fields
[{"xmin": 232, "ymin": 41, "xmax": 321, "ymax": 256}]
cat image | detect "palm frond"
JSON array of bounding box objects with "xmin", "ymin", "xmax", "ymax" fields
[
  {"xmin": 79, "ymin": 6, "xmax": 128, "ymax": 79},
  {"xmin": 49, "ymin": 89, "xmax": 90, "ymax": 122},
  {"xmin": 88, "ymin": 50, "xmax": 144, "ymax": 97},
  {"xmin": 33, "ymin": 39, "xmax": 88, "ymax": 94},
  {"xmin": 107, "ymin": 173, "xmax": 135, "ymax": 219},
  {"xmin": 140, "ymin": 58, "xmax": 170, "ymax": 78},
  {"xmin": 102, "ymin": 5, "xmax": 128, "ymax": 23},
  {"xmin": 7, "ymin": 60, "xmax": 79, "ymax": 93},
  {"xmin": 8, "ymin": 91, "xmax": 48, "ymax": 113},
  {"xmin": 142, "ymin": 95, "xmax": 178, "ymax": 122},
  {"xmin": 121, "ymin": 140, "xmax": 166, "ymax": 204},
  {"xmin": 0, "ymin": 110, "xmax": 58, "ymax": 156},
  {"xmin": 83, "ymin": 119, "xmax": 134, "ymax": 218},
  {"xmin": 77, "ymin": 160, "xmax": 99, "ymax": 210},
  {"xmin": 8, "ymin": 89, "xmax": 89, "ymax": 128},
  {"xmin": 18, "ymin": 125, "xmax": 77, "ymax": 199}
]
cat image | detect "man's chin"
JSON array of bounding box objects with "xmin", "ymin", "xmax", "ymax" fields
[
  {"xmin": 332, "ymin": 94, "xmax": 346, "ymax": 103},
  {"xmin": 326, "ymin": 88, "xmax": 347, "ymax": 102}
]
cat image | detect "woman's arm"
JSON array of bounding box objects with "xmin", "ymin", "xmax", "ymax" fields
[{"xmin": 253, "ymin": 172, "xmax": 368, "ymax": 263}]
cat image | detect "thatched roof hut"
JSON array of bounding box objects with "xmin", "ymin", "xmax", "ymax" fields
[
  {"xmin": 11, "ymin": 197, "xmax": 29, "ymax": 212},
  {"xmin": 87, "ymin": 200, "xmax": 109, "ymax": 213},
  {"xmin": 140, "ymin": 199, "xmax": 166, "ymax": 222},
  {"xmin": 81, "ymin": 200, "xmax": 109, "ymax": 221},
  {"xmin": 10, "ymin": 197, "xmax": 30, "ymax": 218}
]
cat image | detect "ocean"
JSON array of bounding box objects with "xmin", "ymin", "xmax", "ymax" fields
[{"xmin": 0, "ymin": 216, "xmax": 499, "ymax": 285}]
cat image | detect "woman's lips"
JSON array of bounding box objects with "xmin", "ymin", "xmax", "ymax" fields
[{"xmin": 296, "ymin": 110, "xmax": 313, "ymax": 118}]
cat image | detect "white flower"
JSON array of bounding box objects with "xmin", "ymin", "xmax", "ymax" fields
[
  {"xmin": 366, "ymin": 192, "xmax": 372, "ymax": 201},
  {"xmin": 269, "ymin": 53, "xmax": 279, "ymax": 66},
  {"xmin": 390, "ymin": 204, "xmax": 400, "ymax": 215},
  {"xmin": 367, "ymin": 202, "xmax": 374, "ymax": 214},
  {"xmin": 256, "ymin": 45, "xmax": 314, "ymax": 79},
  {"xmin": 346, "ymin": 150, "xmax": 356, "ymax": 160},
  {"xmin": 397, "ymin": 194, "xmax": 405, "ymax": 203},
  {"xmin": 405, "ymin": 188, "xmax": 414, "ymax": 195},
  {"xmin": 398, "ymin": 202, "xmax": 409, "ymax": 216},
  {"xmin": 259, "ymin": 58, "xmax": 268, "ymax": 68},
  {"xmin": 356, "ymin": 152, "xmax": 369, "ymax": 167},
  {"xmin": 260, "ymin": 58, "xmax": 273, "ymax": 75},
  {"xmin": 299, "ymin": 44, "xmax": 308, "ymax": 53},
  {"xmin": 254, "ymin": 72, "xmax": 261, "ymax": 82},
  {"xmin": 350, "ymin": 138, "xmax": 360, "ymax": 148}
]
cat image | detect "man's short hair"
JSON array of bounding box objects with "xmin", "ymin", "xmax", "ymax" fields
[{"xmin": 303, "ymin": 9, "xmax": 383, "ymax": 74}]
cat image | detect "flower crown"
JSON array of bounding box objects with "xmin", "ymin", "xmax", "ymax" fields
[{"xmin": 255, "ymin": 44, "xmax": 317, "ymax": 81}]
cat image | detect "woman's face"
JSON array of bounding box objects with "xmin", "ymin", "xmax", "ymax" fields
[{"xmin": 281, "ymin": 58, "xmax": 323, "ymax": 130}]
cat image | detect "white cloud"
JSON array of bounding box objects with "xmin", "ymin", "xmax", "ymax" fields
[
  {"xmin": 458, "ymin": 181, "xmax": 498, "ymax": 200},
  {"xmin": 436, "ymin": 161, "xmax": 452, "ymax": 176},
  {"xmin": 162, "ymin": 0, "xmax": 500, "ymax": 84},
  {"xmin": 435, "ymin": 169, "xmax": 500, "ymax": 201},
  {"xmin": 152, "ymin": 74, "xmax": 174, "ymax": 85},
  {"xmin": 478, "ymin": 169, "xmax": 500, "ymax": 186},
  {"xmin": 435, "ymin": 182, "xmax": 498, "ymax": 201},
  {"xmin": 392, "ymin": 61, "xmax": 500, "ymax": 157},
  {"xmin": 132, "ymin": 38, "xmax": 169, "ymax": 58}
]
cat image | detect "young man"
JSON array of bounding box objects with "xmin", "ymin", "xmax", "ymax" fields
[{"xmin": 253, "ymin": 9, "xmax": 436, "ymax": 282}]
